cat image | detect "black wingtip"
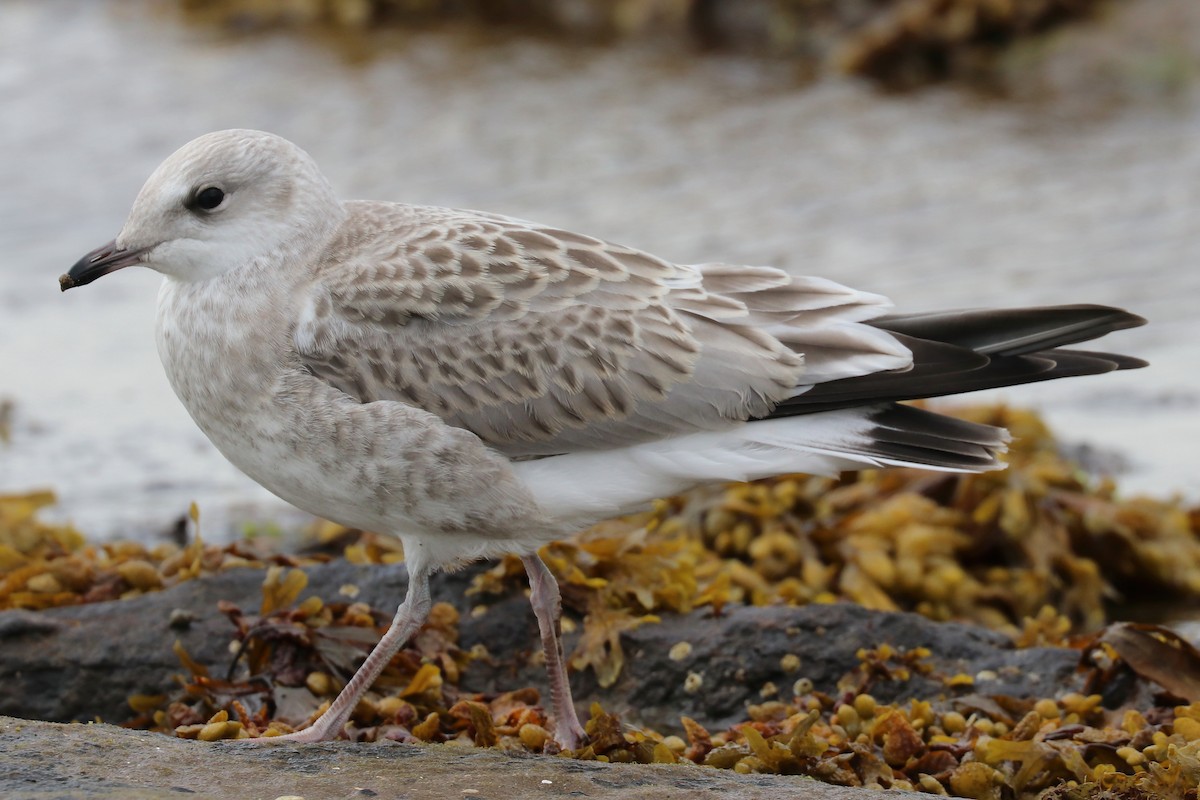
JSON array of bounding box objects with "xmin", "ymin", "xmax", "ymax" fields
[{"xmin": 765, "ymin": 304, "xmax": 1149, "ymax": 418}]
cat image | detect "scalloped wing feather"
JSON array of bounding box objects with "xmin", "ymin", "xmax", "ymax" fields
[{"xmin": 294, "ymin": 202, "xmax": 910, "ymax": 456}]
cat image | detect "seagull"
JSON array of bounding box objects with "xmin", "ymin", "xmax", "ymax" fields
[{"xmin": 61, "ymin": 129, "xmax": 1145, "ymax": 748}]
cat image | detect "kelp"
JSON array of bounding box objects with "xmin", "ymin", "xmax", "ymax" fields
[
  {"xmin": 0, "ymin": 499, "xmax": 324, "ymax": 611},
  {"xmin": 137, "ymin": 564, "xmax": 1200, "ymax": 797}
]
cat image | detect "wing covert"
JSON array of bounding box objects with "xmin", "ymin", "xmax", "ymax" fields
[{"xmin": 295, "ymin": 202, "xmax": 899, "ymax": 456}]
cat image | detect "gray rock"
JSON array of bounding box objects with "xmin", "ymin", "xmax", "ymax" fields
[
  {"xmin": 0, "ymin": 716, "xmax": 925, "ymax": 800},
  {"xmin": 0, "ymin": 559, "xmax": 1085, "ymax": 736}
]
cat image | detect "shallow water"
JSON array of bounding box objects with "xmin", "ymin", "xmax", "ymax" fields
[{"xmin": 1, "ymin": 0, "xmax": 1197, "ymax": 541}]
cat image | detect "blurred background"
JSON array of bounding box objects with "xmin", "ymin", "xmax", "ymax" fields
[{"xmin": 1, "ymin": 0, "xmax": 1197, "ymax": 542}]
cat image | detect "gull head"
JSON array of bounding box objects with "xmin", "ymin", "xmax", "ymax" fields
[{"xmin": 61, "ymin": 129, "xmax": 341, "ymax": 291}]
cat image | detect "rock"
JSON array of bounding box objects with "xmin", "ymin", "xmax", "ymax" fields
[
  {"xmin": 569, "ymin": 602, "xmax": 1083, "ymax": 731},
  {"xmin": 0, "ymin": 716, "xmax": 921, "ymax": 800},
  {"xmin": 0, "ymin": 560, "xmax": 1084, "ymax": 735}
]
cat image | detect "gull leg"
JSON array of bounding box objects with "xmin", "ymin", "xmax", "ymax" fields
[
  {"xmin": 521, "ymin": 553, "xmax": 586, "ymax": 750},
  {"xmin": 262, "ymin": 567, "xmax": 433, "ymax": 742}
]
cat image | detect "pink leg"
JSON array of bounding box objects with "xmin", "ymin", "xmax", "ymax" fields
[
  {"xmin": 260, "ymin": 567, "xmax": 432, "ymax": 742},
  {"xmin": 521, "ymin": 553, "xmax": 586, "ymax": 750}
]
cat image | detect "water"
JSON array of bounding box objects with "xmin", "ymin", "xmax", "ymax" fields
[{"xmin": 1, "ymin": 0, "xmax": 1197, "ymax": 541}]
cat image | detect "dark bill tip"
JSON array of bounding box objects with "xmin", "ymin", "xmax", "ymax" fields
[{"xmin": 62, "ymin": 239, "xmax": 148, "ymax": 291}]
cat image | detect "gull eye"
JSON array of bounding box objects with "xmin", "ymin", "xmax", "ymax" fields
[{"xmin": 190, "ymin": 186, "xmax": 227, "ymax": 213}]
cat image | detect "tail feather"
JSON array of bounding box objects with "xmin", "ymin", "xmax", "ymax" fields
[{"xmin": 865, "ymin": 405, "xmax": 1008, "ymax": 469}]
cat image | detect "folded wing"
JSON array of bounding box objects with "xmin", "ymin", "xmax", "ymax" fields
[{"xmin": 294, "ymin": 202, "xmax": 908, "ymax": 457}]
